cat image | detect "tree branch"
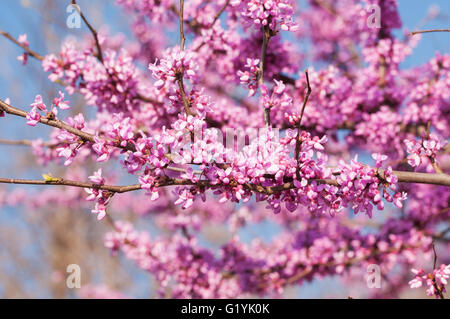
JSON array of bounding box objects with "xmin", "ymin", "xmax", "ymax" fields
[
  {"xmin": 179, "ymin": 0, "xmax": 186, "ymax": 51},
  {"xmin": 0, "ymin": 29, "xmax": 44, "ymax": 61},
  {"xmin": 295, "ymin": 70, "xmax": 312, "ymax": 179},
  {"xmin": 258, "ymin": 25, "xmax": 272, "ymax": 86},
  {"xmin": 0, "ymin": 99, "xmax": 137, "ymax": 152},
  {"xmin": 0, "ymin": 138, "xmax": 61, "ymax": 148},
  {"xmin": 211, "ymin": 0, "xmax": 230, "ymax": 27},
  {"xmin": 410, "ymin": 29, "xmax": 450, "ymax": 36},
  {"xmin": 176, "ymin": 0, "xmax": 195, "ymax": 116},
  {"xmin": 72, "ymin": 0, "xmax": 104, "ymax": 63},
  {"xmin": 0, "ymin": 177, "xmax": 141, "ymax": 194},
  {"xmin": 1, "ymin": 167, "xmax": 449, "ymax": 200}
]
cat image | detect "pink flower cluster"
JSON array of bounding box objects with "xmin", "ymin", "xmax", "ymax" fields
[
  {"xmin": 404, "ymin": 133, "xmax": 447, "ymax": 169},
  {"xmin": 231, "ymin": 0, "xmax": 298, "ymax": 31},
  {"xmin": 337, "ymin": 155, "xmax": 406, "ymax": 217},
  {"xmin": 85, "ymin": 169, "xmax": 111, "ymax": 220},
  {"xmin": 237, "ymin": 58, "xmax": 260, "ymax": 96},
  {"xmin": 43, "ymin": 42, "xmax": 141, "ymax": 114},
  {"xmin": 116, "ymin": 0, "xmax": 174, "ymax": 23},
  {"xmin": 409, "ymin": 264, "xmax": 450, "ymax": 298},
  {"xmin": 111, "ymin": 112, "xmax": 407, "ymax": 217},
  {"xmin": 26, "ymin": 92, "xmax": 70, "ymax": 126},
  {"xmin": 149, "ymin": 48, "xmax": 199, "ymax": 92}
]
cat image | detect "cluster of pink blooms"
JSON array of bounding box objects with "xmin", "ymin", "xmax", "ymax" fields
[
  {"xmin": 237, "ymin": 58, "xmax": 260, "ymax": 96},
  {"xmin": 26, "ymin": 92, "xmax": 70, "ymax": 126},
  {"xmin": 116, "ymin": 0, "xmax": 175, "ymax": 23},
  {"xmin": 336, "ymin": 155, "xmax": 406, "ymax": 217},
  {"xmin": 404, "ymin": 133, "xmax": 448, "ymax": 169},
  {"xmin": 149, "ymin": 48, "xmax": 199, "ymax": 92},
  {"xmin": 85, "ymin": 169, "xmax": 112, "ymax": 220},
  {"xmin": 230, "ymin": 0, "xmax": 298, "ymax": 31},
  {"xmin": 409, "ymin": 264, "xmax": 450, "ymax": 298},
  {"xmin": 1, "ymin": 0, "xmax": 449, "ymax": 298},
  {"xmin": 43, "ymin": 42, "xmax": 141, "ymax": 114}
]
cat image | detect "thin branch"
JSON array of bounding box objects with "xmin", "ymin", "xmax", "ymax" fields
[
  {"xmin": 297, "ymin": 70, "xmax": 312, "ymax": 127},
  {"xmin": 258, "ymin": 25, "xmax": 272, "ymax": 86},
  {"xmin": 175, "ymin": 0, "xmax": 195, "ymax": 116},
  {"xmin": 431, "ymin": 243, "xmax": 445, "ymax": 299},
  {"xmin": 0, "ymin": 99, "xmax": 137, "ymax": 152},
  {"xmin": 0, "ymin": 25, "xmax": 227, "ymax": 118},
  {"xmin": 377, "ymin": 169, "xmax": 450, "ymax": 187},
  {"xmin": 0, "ymin": 30, "xmax": 44, "ymax": 61},
  {"xmin": 1, "ymin": 166, "xmax": 450, "ymax": 200},
  {"xmin": 423, "ymin": 114, "xmax": 444, "ymax": 172},
  {"xmin": 259, "ymin": 24, "xmax": 274, "ymax": 127},
  {"xmin": 432, "ymin": 242, "xmax": 438, "ymax": 269},
  {"xmin": 295, "ymin": 70, "xmax": 312, "ymax": 180},
  {"xmin": 72, "ymin": 0, "xmax": 104, "ymax": 62},
  {"xmin": 211, "ymin": 0, "xmax": 230, "ymax": 27},
  {"xmin": 0, "ymin": 99, "xmax": 93, "ymax": 143},
  {"xmin": 410, "ymin": 29, "xmax": 450, "ymax": 36},
  {"xmin": 179, "ymin": 0, "xmax": 186, "ymax": 51},
  {"xmin": 176, "ymin": 75, "xmax": 194, "ymax": 116},
  {"xmin": 0, "ymin": 138, "xmax": 60, "ymax": 148},
  {"xmin": 0, "ymin": 177, "xmax": 141, "ymax": 193},
  {"xmin": 0, "ymin": 139, "xmax": 41, "ymax": 146}
]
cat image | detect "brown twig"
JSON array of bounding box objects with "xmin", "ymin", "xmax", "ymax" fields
[
  {"xmin": 0, "ymin": 139, "xmax": 45, "ymax": 147},
  {"xmin": 295, "ymin": 70, "xmax": 312, "ymax": 179},
  {"xmin": 0, "ymin": 177, "xmax": 141, "ymax": 194},
  {"xmin": 72, "ymin": 0, "xmax": 104, "ymax": 63},
  {"xmin": 176, "ymin": 75, "xmax": 194, "ymax": 116},
  {"xmin": 431, "ymin": 243, "xmax": 445, "ymax": 299},
  {"xmin": 2, "ymin": 166, "xmax": 450, "ymax": 199},
  {"xmin": 410, "ymin": 29, "xmax": 450, "ymax": 36},
  {"xmin": 0, "ymin": 99, "xmax": 136, "ymax": 152},
  {"xmin": 175, "ymin": 0, "xmax": 195, "ymax": 116},
  {"xmin": 179, "ymin": 0, "xmax": 186, "ymax": 51},
  {"xmin": 258, "ymin": 25, "xmax": 272, "ymax": 86},
  {"xmin": 297, "ymin": 70, "xmax": 312, "ymax": 127},
  {"xmin": 0, "ymin": 30, "xmax": 44, "ymax": 61},
  {"xmin": 0, "ymin": 138, "xmax": 63, "ymax": 148},
  {"xmin": 211, "ymin": 0, "xmax": 230, "ymax": 27},
  {"xmin": 432, "ymin": 242, "xmax": 438, "ymax": 269},
  {"xmin": 258, "ymin": 24, "xmax": 275, "ymax": 127}
]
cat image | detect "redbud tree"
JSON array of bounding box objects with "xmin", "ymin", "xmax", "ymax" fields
[{"xmin": 0, "ymin": 0, "xmax": 449, "ymax": 298}]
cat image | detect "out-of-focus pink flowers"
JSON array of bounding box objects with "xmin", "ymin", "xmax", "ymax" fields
[
  {"xmin": 231, "ymin": 0, "xmax": 298, "ymax": 32},
  {"xmin": 53, "ymin": 91, "xmax": 70, "ymax": 110},
  {"xmin": 17, "ymin": 34, "xmax": 29, "ymax": 65}
]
